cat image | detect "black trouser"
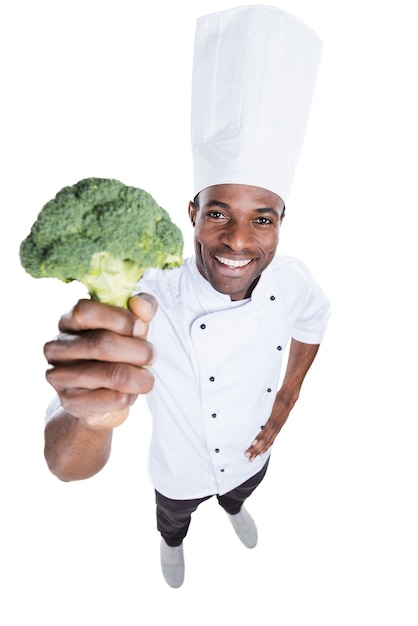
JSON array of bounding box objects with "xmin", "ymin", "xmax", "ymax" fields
[{"xmin": 156, "ymin": 460, "xmax": 269, "ymax": 546}]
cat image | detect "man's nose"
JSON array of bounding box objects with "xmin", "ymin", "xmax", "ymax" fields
[{"xmin": 221, "ymin": 220, "xmax": 253, "ymax": 250}]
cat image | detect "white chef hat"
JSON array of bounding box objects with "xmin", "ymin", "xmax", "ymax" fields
[{"xmin": 191, "ymin": 5, "xmax": 322, "ymax": 204}]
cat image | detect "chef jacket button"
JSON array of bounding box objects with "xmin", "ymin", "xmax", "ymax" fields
[
  {"xmin": 200, "ymin": 323, "xmax": 206, "ymax": 329},
  {"xmin": 209, "ymin": 376, "xmax": 215, "ymax": 382},
  {"xmin": 215, "ymin": 448, "xmax": 220, "ymax": 453},
  {"xmin": 212, "ymin": 413, "xmax": 217, "ymax": 418},
  {"xmin": 220, "ymin": 468, "xmax": 225, "ymax": 472},
  {"xmin": 267, "ymin": 388, "xmax": 272, "ymax": 393},
  {"xmin": 270, "ymin": 295, "xmax": 276, "ymax": 301},
  {"xmin": 277, "ymin": 345, "xmax": 282, "ymax": 351}
]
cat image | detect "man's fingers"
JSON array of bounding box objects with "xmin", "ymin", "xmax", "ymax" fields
[
  {"xmin": 56, "ymin": 293, "xmax": 158, "ymax": 339},
  {"xmin": 46, "ymin": 361, "xmax": 155, "ymax": 395},
  {"xmin": 44, "ymin": 330, "xmax": 156, "ymax": 367},
  {"xmin": 44, "ymin": 294, "xmax": 158, "ymax": 429},
  {"xmin": 78, "ymin": 407, "xmax": 131, "ymax": 431},
  {"xmin": 59, "ymin": 299, "xmax": 138, "ymax": 336},
  {"xmin": 245, "ymin": 428, "xmax": 275, "ymax": 461},
  {"xmin": 128, "ymin": 293, "xmax": 158, "ymax": 333},
  {"xmin": 54, "ymin": 386, "xmax": 136, "ymax": 425}
]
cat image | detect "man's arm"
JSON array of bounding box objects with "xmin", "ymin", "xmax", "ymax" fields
[
  {"xmin": 245, "ymin": 338, "xmax": 320, "ymax": 461},
  {"xmin": 44, "ymin": 413, "xmax": 113, "ymax": 481},
  {"xmin": 43, "ymin": 294, "xmax": 157, "ymax": 481}
]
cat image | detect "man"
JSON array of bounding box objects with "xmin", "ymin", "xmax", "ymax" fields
[{"xmin": 43, "ymin": 6, "xmax": 330, "ymax": 588}]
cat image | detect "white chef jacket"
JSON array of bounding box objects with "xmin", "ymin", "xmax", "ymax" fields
[{"xmin": 138, "ymin": 254, "xmax": 330, "ymax": 500}]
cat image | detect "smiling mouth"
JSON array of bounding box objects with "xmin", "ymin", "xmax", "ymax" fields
[{"xmin": 215, "ymin": 255, "xmax": 253, "ymax": 268}]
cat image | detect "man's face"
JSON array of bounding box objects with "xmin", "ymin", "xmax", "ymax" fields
[{"xmin": 188, "ymin": 184, "xmax": 284, "ymax": 301}]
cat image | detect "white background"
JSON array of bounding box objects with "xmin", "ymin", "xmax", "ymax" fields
[{"xmin": 1, "ymin": 0, "xmax": 417, "ymax": 623}]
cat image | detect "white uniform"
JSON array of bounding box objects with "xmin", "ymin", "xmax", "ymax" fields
[{"xmin": 140, "ymin": 254, "xmax": 330, "ymax": 499}]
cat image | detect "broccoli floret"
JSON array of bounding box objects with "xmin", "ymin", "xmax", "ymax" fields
[{"xmin": 20, "ymin": 178, "xmax": 184, "ymax": 308}]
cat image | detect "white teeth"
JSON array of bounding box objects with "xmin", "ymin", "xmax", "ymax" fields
[{"xmin": 215, "ymin": 256, "xmax": 252, "ymax": 268}]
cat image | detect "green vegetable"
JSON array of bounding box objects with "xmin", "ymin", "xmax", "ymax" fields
[{"xmin": 20, "ymin": 177, "xmax": 183, "ymax": 308}]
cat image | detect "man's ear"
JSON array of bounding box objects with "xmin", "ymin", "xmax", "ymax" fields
[{"xmin": 188, "ymin": 201, "xmax": 197, "ymax": 227}]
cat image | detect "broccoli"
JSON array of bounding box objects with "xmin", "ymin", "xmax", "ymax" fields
[{"xmin": 20, "ymin": 177, "xmax": 183, "ymax": 308}]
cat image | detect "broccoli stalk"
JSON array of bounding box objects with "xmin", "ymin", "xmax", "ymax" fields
[
  {"xmin": 80, "ymin": 251, "xmax": 145, "ymax": 308},
  {"xmin": 20, "ymin": 178, "xmax": 183, "ymax": 308}
]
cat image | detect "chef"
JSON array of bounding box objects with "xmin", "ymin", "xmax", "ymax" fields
[{"xmin": 43, "ymin": 5, "xmax": 330, "ymax": 589}]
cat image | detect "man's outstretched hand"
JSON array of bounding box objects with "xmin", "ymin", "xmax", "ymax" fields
[{"xmin": 44, "ymin": 293, "xmax": 158, "ymax": 431}]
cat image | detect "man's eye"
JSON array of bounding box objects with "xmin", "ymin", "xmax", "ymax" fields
[
  {"xmin": 208, "ymin": 211, "xmax": 225, "ymax": 219},
  {"xmin": 255, "ymin": 217, "xmax": 273, "ymax": 225}
]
